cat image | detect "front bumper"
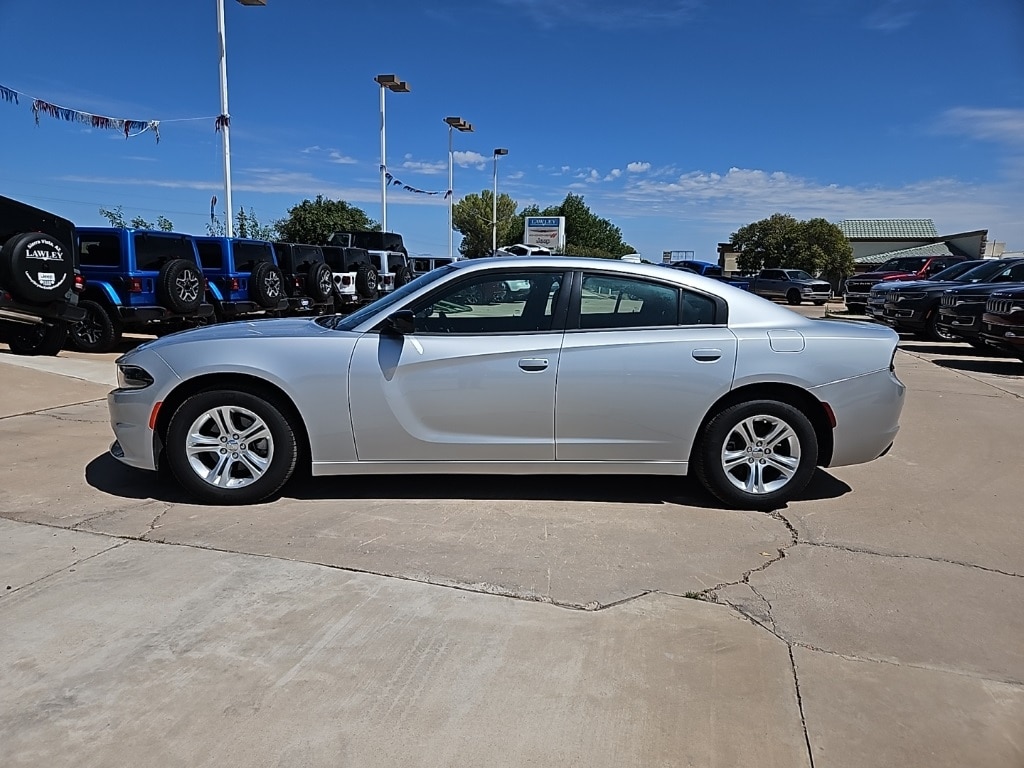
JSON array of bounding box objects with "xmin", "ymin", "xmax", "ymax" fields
[
  {"xmin": 936, "ymin": 308, "xmax": 982, "ymax": 339},
  {"xmin": 981, "ymin": 313, "xmax": 1024, "ymax": 357}
]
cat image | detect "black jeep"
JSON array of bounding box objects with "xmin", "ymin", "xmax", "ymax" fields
[
  {"xmin": 271, "ymin": 242, "xmax": 335, "ymax": 315},
  {"xmin": 0, "ymin": 195, "xmax": 86, "ymax": 355}
]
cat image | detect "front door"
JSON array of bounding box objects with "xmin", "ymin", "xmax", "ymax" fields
[{"xmin": 348, "ymin": 269, "xmax": 568, "ymax": 462}]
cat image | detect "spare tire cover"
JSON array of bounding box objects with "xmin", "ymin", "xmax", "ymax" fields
[
  {"xmin": 157, "ymin": 258, "xmax": 204, "ymax": 313},
  {"xmin": 0, "ymin": 233, "xmax": 73, "ymax": 303}
]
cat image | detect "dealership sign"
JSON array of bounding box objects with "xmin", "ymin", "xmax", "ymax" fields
[{"xmin": 524, "ymin": 216, "xmax": 566, "ymax": 251}]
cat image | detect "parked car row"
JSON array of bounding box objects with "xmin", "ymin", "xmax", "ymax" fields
[
  {"xmin": 65, "ymin": 228, "xmax": 420, "ymax": 353},
  {"xmin": 857, "ymin": 256, "xmax": 1024, "ymax": 362}
]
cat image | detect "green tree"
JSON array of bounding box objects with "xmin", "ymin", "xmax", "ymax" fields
[
  {"xmin": 275, "ymin": 195, "xmax": 378, "ymax": 245},
  {"xmin": 731, "ymin": 214, "xmax": 853, "ymax": 277},
  {"xmin": 208, "ymin": 207, "xmax": 278, "ymax": 240},
  {"xmin": 452, "ymin": 190, "xmax": 519, "ymax": 258},
  {"xmin": 98, "ymin": 206, "xmax": 173, "ymax": 231},
  {"xmin": 509, "ymin": 193, "xmax": 633, "ymax": 258}
]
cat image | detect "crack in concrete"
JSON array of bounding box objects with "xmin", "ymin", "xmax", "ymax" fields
[
  {"xmin": 788, "ymin": 645, "xmax": 817, "ymax": 768},
  {"xmin": 1, "ymin": 540, "xmax": 128, "ymax": 597},
  {"xmin": 139, "ymin": 503, "xmax": 175, "ymax": 541},
  {"xmin": 804, "ymin": 541, "xmax": 1022, "ymax": 578},
  {"xmin": 747, "ymin": 582, "xmax": 777, "ymax": 633},
  {"xmin": 699, "ymin": 508, "xmax": 800, "ymax": 599},
  {"xmin": 0, "ymin": 397, "xmax": 107, "ymax": 422}
]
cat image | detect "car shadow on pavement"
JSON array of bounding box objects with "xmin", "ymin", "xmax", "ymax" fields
[
  {"xmin": 85, "ymin": 454, "xmax": 851, "ymax": 510},
  {"xmin": 932, "ymin": 358, "xmax": 1024, "ymax": 376},
  {"xmin": 897, "ymin": 340, "xmax": 998, "ymax": 357}
]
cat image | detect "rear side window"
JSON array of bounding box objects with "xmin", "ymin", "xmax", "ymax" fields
[
  {"xmin": 579, "ymin": 275, "xmax": 680, "ymax": 329},
  {"xmin": 79, "ymin": 234, "xmax": 121, "ymax": 267},
  {"xmin": 293, "ymin": 245, "xmax": 322, "ymax": 270},
  {"xmin": 196, "ymin": 240, "xmax": 224, "ymax": 270},
  {"xmin": 233, "ymin": 242, "xmax": 274, "ymax": 272},
  {"xmin": 134, "ymin": 233, "xmax": 197, "ymax": 271}
]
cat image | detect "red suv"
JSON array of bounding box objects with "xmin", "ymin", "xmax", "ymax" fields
[{"xmin": 844, "ymin": 254, "xmax": 967, "ymax": 314}]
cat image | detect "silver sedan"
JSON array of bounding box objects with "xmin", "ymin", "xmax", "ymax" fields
[{"xmin": 107, "ymin": 257, "xmax": 905, "ymax": 509}]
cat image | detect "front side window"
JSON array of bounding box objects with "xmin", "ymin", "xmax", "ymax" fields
[{"xmin": 411, "ymin": 271, "xmax": 563, "ymax": 334}]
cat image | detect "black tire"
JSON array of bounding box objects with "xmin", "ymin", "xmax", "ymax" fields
[
  {"xmin": 306, "ymin": 262, "xmax": 333, "ymax": 302},
  {"xmin": 786, "ymin": 289, "xmax": 802, "ymax": 306},
  {"xmin": 6, "ymin": 320, "xmax": 67, "ymax": 356},
  {"xmin": 694, "ymin": 399, "xmax": 818, "ymax": 510},
  {"xmin": 157, "ymin": 259, "xmax": 203, "ymax": 314},
  {"xmin": 165, "ymin": 389, "xmax": 298, "ymax": 505},
  {"xmin": 846, "ymin": 303, "xmax": 865, "ymax": 315},
  {"xmin": 925, "ymin": 307, "xmax": 958, "ymax": 343},
  {"xmin": 0, "ymin": 232, "xmax": 74, "ymax": 303},
  {"xmin": 813, "ymin": 300, "xmax": 826, "ymax": 306},
  {"xmin": 393, "ymin": 265, "xmax": 414, "ymax": 288},
  {"xmin": 69, "ymin": 299, "xmax": 121, "ymax": 353},
  {"xmin": 355, "ymin": 264, "xmax": 379, "ymax": 300},
  {"xmin": 250, "ymin": 262, "xmax": 285, "ymax": 309}
]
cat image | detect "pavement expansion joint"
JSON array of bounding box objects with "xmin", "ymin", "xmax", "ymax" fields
[
  {"xmin": 1, "ymin": 539, "xmax": 128, "ymax": 597},
  {"xmin": 0, "ymin": 397, "xmax": 107, "ymax": 422},
  {"xmin": 803, "ymin": 541, "xmax": 1022, "ymax": 578}
]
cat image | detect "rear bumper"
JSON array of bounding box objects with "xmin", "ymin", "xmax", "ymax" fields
[
  {"xmin": 115, "ymin": 303, "xmax": 215, "ymax": 323},
  {"xmin": 811, "ymin": 367, "xmax": 905, "ymax": 468},
  {"xmin": 0, "ymin": 294, "xmax": 86, "ymax": 323}
]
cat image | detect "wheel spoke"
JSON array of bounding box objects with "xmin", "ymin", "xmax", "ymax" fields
[
  {"xmin": 206, "ymin": 453, "xmax": 233, "ymax": 486},
  {"xmin": 211, "ymin": 406, "xmax": 235, "ymax": 437},
  {"xmin": 238, "ymin": 450, "xmax": 269, "ymax": 478},
  {"xmin": 765, "ymin": 422, "xmax": 795, "ymax": 450},
  {"xmin": 238, "ymin": 421, "xmax": 270, "ymax": 442},
  {"xmin": 766, "ymin": 454, "xmax": 798, "ymax": 477},
  {"xmin": 737, "ymin": 418, "xmax": 758, "ymax": 447},
  {"xmin": 186, "ymin": 433, "xmax": 222, "ymax": 453},
  {"xmin": 723, "ymin": 449, "xmax": 749, "ymax": 470},
  {"xmin": 744, "ymin": 462, "xmax": 767, "ymax": 494}
]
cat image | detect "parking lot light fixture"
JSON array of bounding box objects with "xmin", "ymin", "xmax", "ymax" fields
[
  {"xmin": 375, "ymin": 74, "xmax": 411, "ymax": 234},
  {"xmin": 217, "ymin": 0, "xmax": 266, "ymax": 237},
  {"xmin": 445, "ymin": 116, "xmax": 474, "ymax": 260},
  {"xmin": 492, "ymin": 148, "xmax": 508, "ymax": 254}
]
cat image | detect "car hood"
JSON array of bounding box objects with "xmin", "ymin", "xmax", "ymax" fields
[
  {"xmin": 946, "ymin": 281, "xmax": 1024, "ymax": 296},
  {"xmin": 128, "ymin": 317, "xmax": 338, "ymax": 353}
]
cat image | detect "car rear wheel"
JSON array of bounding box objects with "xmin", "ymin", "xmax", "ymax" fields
[
  {"xmin": 694, "ymin": 400, "xmax": 818, "ymax": 510},
  {"xmin": 69, "ymin": 299, "xmax": 121, "ymax": 353},
  {"xmin": 5, "ymin": 320, "xmax": 67, "ymax": 356},
  {"xmin": 165, "ymin": 389, "xmax": 298, "ymax": 505}
]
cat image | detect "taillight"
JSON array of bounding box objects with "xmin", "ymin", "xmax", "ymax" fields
[
  {"xmin": 129, "ymin": 278, "xmax": 143, "ymax": 293},
  {"xmin": 230, "ymin": 278, "xmax": 240, "ymax": 291},
  {"xmin": 294, "ymin": 277, "xmax": 302, "ymax": 289},
  {"xmin": 341, "ymin": 275, "xmax": 352, "ymax": 286},
  {"xmin": 73, "ymin": 274, "xmax": 86, "ymax": 292}
]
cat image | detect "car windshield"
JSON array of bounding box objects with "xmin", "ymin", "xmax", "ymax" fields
[
  {"xmin": 316, "ymin": 265, "xmax": 458, "ymax": 330},
  {"xmin": 785, "ymin": 270, "xmax": 814, "ymax": 281},
  {"xmin": 957, "ymin": 259, "xmax": 1023, "ymax": 283},
  {"xmin": 929, "ymin": 262, "xmax": 978, "ymax": 281}
]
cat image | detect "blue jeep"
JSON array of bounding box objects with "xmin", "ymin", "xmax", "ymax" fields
[
  {"xmin": 70, "ymin": 227, "xmax": 214, "ymax": 352},
  {"xmin": 194, "ymin": 237, "xmax": 289, "ymax": 320}
]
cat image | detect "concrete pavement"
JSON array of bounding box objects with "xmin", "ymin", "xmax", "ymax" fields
[{"xmin": 1, "ymin": 329, "xmax": 1022, "ymax": 767}]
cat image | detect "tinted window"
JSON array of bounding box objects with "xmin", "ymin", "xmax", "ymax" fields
[
  {"xmin": 879, "ymin": 257, "xmax": 928, "ymax": 272},
  {"xmin": 995, "ymin": 263, "xmax": 1024, "ymax": 282},
  {"xmin": 320, "ymin": 246, "xmax": 347, "ymax": 271},
  {"xmin": 293, "ymin": 245, "xmax": 323, "ymax": 270},
  {"xmin": 196, "ymin": 240, "xmax": 224, "ymax": 270},
  {"xmin": 133, "ymin": 233, "xmax": 197, "ymax": 271},
  {"xmin": 411, "ymin": 272, "xmax": 563, "ymax": 334},
  {"xmin": 79, "ymin": 234, "xmax": 122, "ymax": 267},
  {"xmin": 786, "ymin": 270, "xmax": 814, "ymax": 281},
  {"xmin": 578, "ymin": 275, "xmax": 680, "ymax": 329},
  {"xmin": 233, "ymin": 241, "xmax": 274, "ymax": 272}
]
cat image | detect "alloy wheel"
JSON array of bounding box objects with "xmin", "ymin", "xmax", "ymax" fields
[
  {"xmin": 184, "ymin": 405, "xmax": 275, "ymax": 489},
  {"xmin": 720, "ymin": 414, "xmax": 802, "ymax": 495}
]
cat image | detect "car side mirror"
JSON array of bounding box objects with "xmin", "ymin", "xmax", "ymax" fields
[{"xmin": 384, "ymin": 309, "xmax": 416, "ymax": 335}]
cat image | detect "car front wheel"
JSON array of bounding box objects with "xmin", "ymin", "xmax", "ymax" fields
[
  {"xmin": 694, "ymin": 400, "xmax": 818, "ymax": 510},
  {"xmin": 165, "ymin": 389, "xmax": 298, "ymax": 505}
]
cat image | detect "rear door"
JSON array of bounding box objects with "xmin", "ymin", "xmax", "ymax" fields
[{"xmin": 555, "ymin": 271, "xmax": 737, "ymax": 462}]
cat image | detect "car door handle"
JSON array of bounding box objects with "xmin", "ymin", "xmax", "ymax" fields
[
  {"xmin": 518, "ymin": 358, "xmax": 549, "ymax": 372},
  {"xmin": 692, "ymin": 348, "xmax": 722, "ymax": 362}
]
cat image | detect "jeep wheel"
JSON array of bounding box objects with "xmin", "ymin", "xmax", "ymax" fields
[
  {"xmin": 251, "ymin": 262, "xmax": 285, "ymax": 309},
  {"xmin": 70, "ymin": 300, "xmax": 121, "ymax": 353},
  {"xmin": 0, "ymin": 232, "xmax": 73, "ymax": 303},
  {"xmin": 355, "ymin": 264, "xmax": 379, "ymax": 300},
  {"xmin": 157, "ymin": 259, "xmax": 203, "ymax": 314},
  {"xmin": 394, "ymin": 265, "xmax": 414, "ymax": 288},
  {"xmin": 786, "ymin": 289, "xmax": 802, "ymax": 306},
  {"xmin": 306, "ymin": 262, "xmax": 334, "ymax": 303},
  {"xmin": 6, "ymin": 320, "xmax": 67, "ymax": 356},
  {"xmin": 165, "ymin": 388, "xmax": 298, "ymax": 505}
]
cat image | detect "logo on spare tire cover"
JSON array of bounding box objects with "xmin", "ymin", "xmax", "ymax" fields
[{"xmin": 22, "ymin": 238, "xmax": 68, "ymax": 291}]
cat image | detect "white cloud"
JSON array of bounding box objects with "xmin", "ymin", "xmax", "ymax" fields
[
  {"xmin": 863, "ymin": 0, "xmax": 918, "ymax": 32},
  {"xmin": 452, "ymin": 150, "xmax": 487, "ymax": 169},
  {"xmin": 328, "ymin": 151, "xmax": 357, "ymax": 165},
  {"xmin": 938, "ymin": 107, "xmax": 1024, "ymax": 147},
  {"xmin": 604, "ymin": 168, "xmax": 623, "ymax": 181},
  {"xmin": 507, "ymin": 171, "xmax": 525, "ymax": 180},
  {"xmin": 627, "ymin": 161, "xmax": 651, "ymax": 173},
  {"xmin": 400, "ymin": 157, "xmax": 447, "ymax": 174},
  {"xmin": 496, "ymin": 0, "xmax": 703, "ymax": 30}
]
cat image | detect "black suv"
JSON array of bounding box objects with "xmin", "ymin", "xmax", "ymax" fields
[
  {"xmin": 195, "ymin": 237, "xmax": 289, "ymax": 320},
  {"xmin": 271, "ymin": 242, "xmax": 335, "ymax": 315},
  {"xmin": 321, "ymin": 245, "xmax": 379, "ymax": 309},
  {"xmin": 0, "ymin": 195, "xmax": 86, "ymax": 355},
  {"xmin": 936, "ymin": 260, "xmax": 1024, "ymax": 348},
  {"xmin": 872, "ymin": 259, "xmax": 1001, "ymax": 340}
]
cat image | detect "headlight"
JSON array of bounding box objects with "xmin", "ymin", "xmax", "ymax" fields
[
  {"xmin": 801, "ymin": 286, "xmax": 813, "ymax": 293},
  {"xmin": 116, "ymin": 364, "xmax": 154, "ymax": 390},
  {"xmin": 896, "ymin": 292, "xmax": 927, "ymax": 302}
]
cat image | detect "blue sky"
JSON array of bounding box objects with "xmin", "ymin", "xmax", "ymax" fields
[{"xmin": 1, "ymin": 0, "xmax": 1022, "ymax": 260}]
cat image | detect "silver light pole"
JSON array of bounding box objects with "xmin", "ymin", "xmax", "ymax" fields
[
  {"xmin": 217, "ymin": 0, "xmax": 266, "ymax": 238},
  {"xmin": 491, "ymin": 148, "xmax": 508, "ymax": 254},
  {"xmin": 374, "ymin": 75, "xmax": 410, "ymax": 234},
  {"xmin": 444, "ymin": 116, "xmax": 473, "ymax": 260}
]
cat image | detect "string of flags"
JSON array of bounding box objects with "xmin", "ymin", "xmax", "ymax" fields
[
  {"xmin": 0, "ymin": 82, "xmax": 225, "ymax": 144},
  {"xmin": 384, "ymin": 171, "xmax": 451, "ymax": 198}
]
